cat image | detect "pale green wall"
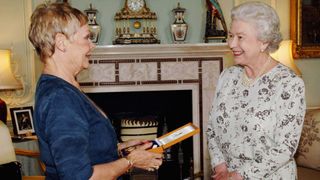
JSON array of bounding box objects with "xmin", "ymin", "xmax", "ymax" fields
[
  {"xmin": 32, "ymin": 0, "xmax": 210, "ymax": 44},
  {"xmin": 3, "ymin": 0, "xmax": 319, "ymax": 107},
  {"xmin": 0, "ymin": 0, "xmax": 35, "ymax": 108},
  {"xmin": 296, "ymin": 59, "xmax": 320, "ymax": 107},
  {"xmin": 32, "ymin": 0, "xmax": 287, "ymax": 45}
]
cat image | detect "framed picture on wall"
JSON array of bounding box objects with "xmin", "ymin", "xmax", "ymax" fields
[
  {"xmin": 10, "ymin": 106, "xmax": 35, "ymax": 136},
  {"xmin": 290, "ymin": 0, "xmax": 320, "ymax": 58}
]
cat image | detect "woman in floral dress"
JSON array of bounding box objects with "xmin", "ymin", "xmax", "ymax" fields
[{"xmin": 206, "ymin": 2, "xmax": 306, "ymax": 180}]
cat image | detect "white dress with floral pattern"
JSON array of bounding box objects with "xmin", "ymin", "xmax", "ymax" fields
[{"xmin": 207, "ymin": 63, "xmax": 306, "ymax": 180}]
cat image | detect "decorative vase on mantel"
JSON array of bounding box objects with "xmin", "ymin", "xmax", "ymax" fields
[
  {"xmin": 84, "ymin": 4, "xmax": 101, "ymax": 44},
  {"xmin": 171, "ymin": 2, "xmax": 188, "ymax": 43}
]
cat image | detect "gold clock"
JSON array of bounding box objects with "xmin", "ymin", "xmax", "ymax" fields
[
  {"xmin": 113, "ymin": 0, "xmax": 160, "ymax": 44},
  {"xmin": 126, "ymin": 0, "xmax": 145, "ymax": 13}
]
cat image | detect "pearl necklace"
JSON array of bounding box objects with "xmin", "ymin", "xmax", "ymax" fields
[{"xmin": 241, "ymin": 56, "xmax": 271, "ymax": 87}]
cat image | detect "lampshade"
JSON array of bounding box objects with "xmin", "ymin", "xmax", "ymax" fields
[
  {"xmin": 270, "ymin": 40, "xmax": 302, "ymax": 76},
  {"xmin": 0, "ymin": 49, "xmax": 22, "ymax": 90},
  {"xmin": 0, "ymin": 49, "xmax": 22, "ymax": 125}
]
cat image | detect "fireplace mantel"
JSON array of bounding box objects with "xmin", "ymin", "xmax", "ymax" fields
[
  {"xmin": 90, "ymin": 43, "xmax": 230, "ymax": 58},
  {"xmin": 78, "ymin": 43, "xmax": 230, "ymax": 180}
]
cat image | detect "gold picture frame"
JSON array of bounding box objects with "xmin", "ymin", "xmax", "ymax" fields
[{"xmin": 290, "ymin": 0, "xmax": 320, "ymax": 58}]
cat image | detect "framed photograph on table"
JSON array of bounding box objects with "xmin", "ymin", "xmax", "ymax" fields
[
  {"xmin": 10, "ymin": 106, "xmax": 35, "ymax": 136},
  {"xmin": 290, "ymin": 0, "xmax": 320, "ymax": 58}
]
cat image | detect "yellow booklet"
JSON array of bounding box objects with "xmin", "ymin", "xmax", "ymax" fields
[{"xmin": 148, "ymin": 122, "xmax": 200, "ymax": 153}]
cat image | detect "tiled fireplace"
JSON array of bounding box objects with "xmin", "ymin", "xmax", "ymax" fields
[{"xmin": 77, "ymin": 43, "xmax": 229, "ymax": 179}]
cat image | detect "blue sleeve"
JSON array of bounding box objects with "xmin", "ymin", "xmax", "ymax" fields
[{"xmin": 44, "ymin": 88, "xmax": 93, "ymax": 180}]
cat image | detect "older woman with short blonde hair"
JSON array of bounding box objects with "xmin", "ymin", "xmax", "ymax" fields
[{"xmin": 29, "ymin": 3, "xmax": 162, "ymax": 179}]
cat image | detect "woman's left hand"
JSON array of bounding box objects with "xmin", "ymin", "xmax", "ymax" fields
[
  {"xmin": 118, "ymin": 139, "xmax": 150, "ymax": 150},
  {"xmin": 127, "ymin": 146, "xmax": 163, "ymax": 171}
]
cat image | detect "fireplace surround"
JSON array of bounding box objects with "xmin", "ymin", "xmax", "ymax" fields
[{"xmin": 77, "ymin": 43, "xmax": 229, "ymax": 179}]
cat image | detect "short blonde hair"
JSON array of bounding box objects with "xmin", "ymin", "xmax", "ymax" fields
[
  {"xmin": 28, "ymin": 3, "xmax": 88, "ymax": 61},
  {"xmin": 231, "ymin": 1, "xmax": 282, "ymax": 53}
]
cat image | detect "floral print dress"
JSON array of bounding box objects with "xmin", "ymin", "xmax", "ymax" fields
[{"xmin": 207, "ymin": 63, "xmax": 306, "ymax": 179}]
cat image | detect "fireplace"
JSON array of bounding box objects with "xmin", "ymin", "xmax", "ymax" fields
[
  {"xmin": 77, "ymin": 43, "xmax": 229, "ymax": 179},
  {"xmin": 87, "ymin": 90, "xmax": 193, "ymax": 179}
]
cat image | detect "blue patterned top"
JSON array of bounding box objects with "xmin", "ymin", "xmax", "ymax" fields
[{"xmin": 34, "ymin": 74, "xmax": 118, "ymax": 180}]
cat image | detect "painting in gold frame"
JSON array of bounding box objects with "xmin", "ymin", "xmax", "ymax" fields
[{"xmin": 290, "ymin": 0, "xmax": 320, "ymax": 58}]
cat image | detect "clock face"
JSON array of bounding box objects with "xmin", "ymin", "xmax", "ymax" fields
[{"xmin": 127, "ymin": 0, "xmax": 145, "ymax": 12}]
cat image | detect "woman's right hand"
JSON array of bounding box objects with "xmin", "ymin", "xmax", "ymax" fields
[
  {"xmin": 127, "ymin": 142, "xmax": 163, "ymax": 171},
  {"xmin": 212, "ymin": 162, "xmax": 228, "ymax": 180}
]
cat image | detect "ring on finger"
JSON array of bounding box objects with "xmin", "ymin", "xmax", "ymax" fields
[{"xmin": 147, "ymin": 168, "xmax": 153, "ymax": 171}]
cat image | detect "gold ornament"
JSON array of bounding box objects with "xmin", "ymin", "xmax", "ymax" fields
[{"xmin": 133, "ymin": 21, "xmax": 141, "ymax": 29}]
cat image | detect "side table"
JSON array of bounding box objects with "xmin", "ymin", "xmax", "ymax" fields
[{"xmin": 12, "ymin": 138, "xmax": 43, "ymax": 176}]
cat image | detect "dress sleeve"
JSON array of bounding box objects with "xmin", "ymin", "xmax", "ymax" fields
[
  {"xmin": 206, "ymin": 69, "xmax": 228, "ymax": 168},
  {"xmin": 238, "ymin": 77, "xmax": 306, "ymax": 179},
  {"xmin": 44, "ymin": 88, "xmax": 93, "ymax": 180}
]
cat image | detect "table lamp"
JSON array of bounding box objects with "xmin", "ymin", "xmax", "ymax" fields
[
  {"xmin": 0, "ymin": 49, "xmax": 22, "ymax": 124},
  {"xmin": 270, "ymin": 40, "xmax": 302, "ymax": 76}
]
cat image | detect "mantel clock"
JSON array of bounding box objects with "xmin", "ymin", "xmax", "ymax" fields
[
  {"xmin": 126, "ymin": 0, "xmax": 145, "ymax": 13},
  {"xmin": 113, "ymin": 0, "xmax": 160, "ymax": 45}
]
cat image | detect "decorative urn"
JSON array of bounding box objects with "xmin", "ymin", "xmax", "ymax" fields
[
  {"xmin": 171, "ymin": 3, "xmax": 188, "ymax": 43},
  {"xmin": 84, "ymin": 4, "xmax": 101, "ymax": 44}
]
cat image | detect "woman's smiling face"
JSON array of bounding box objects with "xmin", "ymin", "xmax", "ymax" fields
[
  {"xmin": 227, "ymin": 20, "xmax": 266, "ymax": 66},
  {"xmin": 66, "ymin": 25, "xmax": 95, "ymax": 73}
]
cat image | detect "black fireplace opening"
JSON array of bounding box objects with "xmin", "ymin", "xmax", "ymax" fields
[{"xmin": 86, "ymin": 90, "xmax": 194, "ymax": 180}]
